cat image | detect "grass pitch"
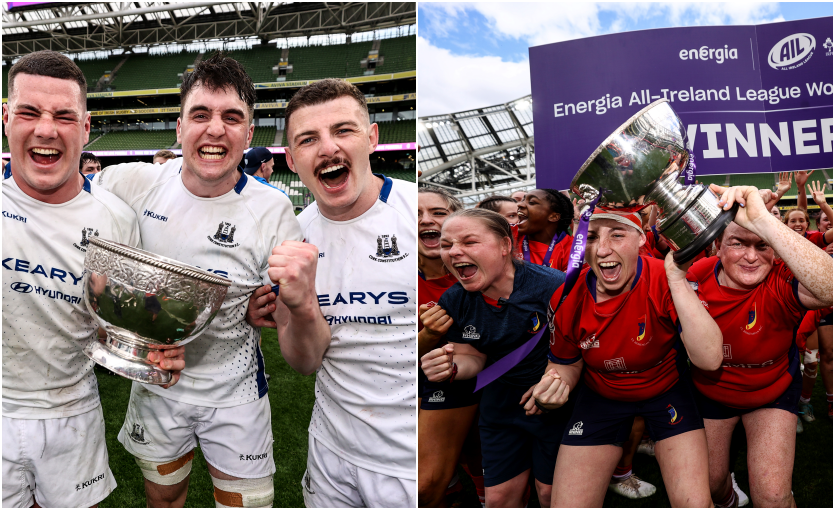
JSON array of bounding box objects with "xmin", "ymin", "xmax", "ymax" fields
[{"xmin": 97, "ymin": 327, "xmax": 315, "ymax": 507}]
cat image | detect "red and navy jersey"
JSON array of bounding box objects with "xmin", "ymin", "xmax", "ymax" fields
[
  {"xmin": 804, "ymin": 230, "xmax": 828, "ymax": 250},
  {"xmin": 511, "ymin": 224, "xmax": 574, "ymax": 272},
  {"xmin": 796, "ymin": 307, "xmax": 833, "ymax": 351},
  {"xmin": 549, "ymin": 256, "xmax": 686, "ymax": 402},
  {"xmin": 687, "ymin": 257, "xmax": 806, "ymax": 409},
  {"xmin": 418, "ymin": 272, "xmax": 459, "ymax": 332}
]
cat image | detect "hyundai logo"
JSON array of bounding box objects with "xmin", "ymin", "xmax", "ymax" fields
[{"xmin": 10, "ymin": 282, "xmax": 33, "ymax": 293}]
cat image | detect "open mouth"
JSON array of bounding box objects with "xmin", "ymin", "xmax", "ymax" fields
[
  {"xmin": 198, "ymin": 146, "xmax": 227, "ymax": 160},
  {"xmin": 598, "ymin": 261, "xmax": 621, "ymax": 282},
  {"xmin": 453, "ymin": 262, "xmax": 478, "ymax": 280},
  {"xmin": 517, "ymin": 212, "xmax": 528, "ymax": 227},
  {"xmin": 318, "ymin": 164, "xmax": 350, "ymax": 190},
  {"xmin": 419, "ymin": 229, "xmax": 441, "ymax": 248},
  {"xmin": 29, "ymin": 147, "xmax": 62, "ymax": 165}
]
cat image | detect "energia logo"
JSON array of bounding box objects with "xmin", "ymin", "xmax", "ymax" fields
[{"xmin": 768, "ymin": 33, "xmax": 816, "ymax": 70}]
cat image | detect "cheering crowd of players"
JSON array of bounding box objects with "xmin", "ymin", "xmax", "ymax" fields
[
  {"xmin": 418, "ymin": 171, "xmax": 833, "ymax": 508},
  {"xmin": 3, "ymin": 50, "xmax": 416, "ymax": 508}
]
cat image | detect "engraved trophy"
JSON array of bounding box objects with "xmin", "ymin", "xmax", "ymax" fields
[
  {"xmin": 571, "ymin": 98, "xmax": 738, "ymax": 262},
  {"xmin": 81, "ymin": 237, "xmax": 231, "ymax": 385}
]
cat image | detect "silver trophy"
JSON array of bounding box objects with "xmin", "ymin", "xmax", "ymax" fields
[
  {"xmin": 81, "ymin": 237, "xmax": 231, "ymax": 385},
  {"xmin": 571, "ymin": 98, "xmax": 738, "ymax": 262}
]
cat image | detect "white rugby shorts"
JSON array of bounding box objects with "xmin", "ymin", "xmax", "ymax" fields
[
  {"xmin": 2, "ymin": 406, "xmax": 116, "ymax": 508},
  {"xmin": 117, "ymin": 383, "xmax": 275, "ymax": 478},
  {"xmin": 303, "ymin": 435, "xmax": 416, "ymax": 508}
]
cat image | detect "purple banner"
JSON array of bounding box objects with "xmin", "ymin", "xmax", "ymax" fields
[{"xmin": 530, "ymin": 17, "xmax": 833, "ymax": 191}]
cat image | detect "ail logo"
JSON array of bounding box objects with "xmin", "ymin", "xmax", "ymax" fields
[{"xmin": 768, "ymin": 33, "xmax": 816, "ymax": 70}]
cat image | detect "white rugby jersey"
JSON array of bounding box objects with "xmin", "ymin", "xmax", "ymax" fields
[
  {"xmin": 96, "ymin": 158, "xmax": 303, "ymax": 407},
  {"xmin": 298, "ymin": 175, "xmax": 417, "ymax": 480},
  {"xmin": 2, "ymin": 170, "xmax": 140, "ymax": 419}
]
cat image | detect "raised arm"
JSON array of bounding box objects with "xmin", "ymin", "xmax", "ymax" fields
[
  {"xmin": 268, "ymin": 241, "xmax": 332, "ymax": 375},
  {"xmin": 665, "ymin": 253, "xmax": 723, "ymax": 371},
  {"xmin": 418, "ymin": 304, "xmax": 453, "ymax": 358},
  {"xmin": 712, "ymin": 184, "xmax": 833, "ymax": 309},
  {"xmin": 795, "ymin": 170, "xmax": 813, "ymax": 211},
  {"xmin": 764, "ymin": 171, "xmax": 793, "ymax": 211},
  {"xmin": 808, "ymin": 181, "xmax": 834, "ymax": 244}
]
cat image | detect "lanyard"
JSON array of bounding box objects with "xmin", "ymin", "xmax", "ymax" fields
[{"xmin": 522, "ymin": 231, "xmax": 566, "ymax": 267}]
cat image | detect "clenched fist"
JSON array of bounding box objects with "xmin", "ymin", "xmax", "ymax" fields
[
  {"xmin": 521, "ymin": 369, "xmax": 571, "ymax": 416},
  {"xmin": 421, "ymin": 343, "xmax": 455, "ymax": 382},
  {"xmin": 267, "ymin": 241, "xmax": 319, "ymax": 310}
]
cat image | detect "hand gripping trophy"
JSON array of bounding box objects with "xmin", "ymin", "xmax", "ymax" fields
[
  {"xmin": 571, "ymin": 98, "xmax": 738, "ymax": 262},
  {"xmin": 81, "ymin": 237, "xmax": 230, "ymax": 385}
]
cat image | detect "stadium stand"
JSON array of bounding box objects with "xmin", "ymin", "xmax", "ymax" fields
[
  {"xmin": 85, "ymin": 130, "xmax": 177, "ymax": 150},
  {"xmin": 378, "ymin": 36, "xmax": 416, "ymax": 74},
  {"xmin": 377, "ymin": 120, "xmax": 416, "ymax": 144},
  {"xmin": 2, "ymin": 130, "xmax": 8, "ymax": 153},
  {"xmin": 112, "ymin": 51, "xmax": 198, "ymax": 91},
  {"xmin": 73, "ymin": 55, "xmax": 123, "ymax": 90},
  {"xmin": 252, "ymin": 126, "xmax": 278, "ymax": 147}
]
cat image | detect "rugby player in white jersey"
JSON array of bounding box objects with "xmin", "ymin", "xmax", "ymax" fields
[
  {"xmin": 2, "ymin": 50, "xmax": 184, "ymax": 508},
  {"xmin": 249, "ymin": 79, "xmax": 417, "ymax": 507},
  {"xmin": 95, "ymin": 52, "xmax": 318, "ymax": 508}
]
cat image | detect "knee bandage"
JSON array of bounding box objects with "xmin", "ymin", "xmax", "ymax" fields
[
  {"xmin": 211, "ymin": 475, "xmax": 274, "ymax": 508},
  {"xmin": 135, "ymin": 451, "xmax": 194, "ymax": 485},
  {"xmin": 804, "ymin": 349, "xmax": 820, "ymax": 369}
]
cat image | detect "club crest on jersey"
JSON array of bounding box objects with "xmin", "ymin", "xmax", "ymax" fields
[
  {"xmin": 527, "ymin": 312, "xmax": 542, "ymax": 334},
  {"xmin": 742, "ymin": 302, "xmax": 762, "ymax": 335},
  {"xmin": 209, "ymin": 221, "xmax": 240, "ymax": 248},
  {"xmin": 370, "ymin": 234, "xmax": 409, "ymax": 263},
  {"xmin": 666, "ymin": 404, "xmax": 683, "ymax": 425},
  {"xmin": 73, "ymin": 227, "xmax": 99, "ymax": 252},
  {"xmin": 462, "ymin": 325, "xmax": 480, "ymax": 340},
  {"xmin": 631, "ymin": 314, "xmax": 651, "ymax": 346}
]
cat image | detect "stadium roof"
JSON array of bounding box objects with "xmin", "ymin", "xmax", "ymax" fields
[
  {"xmin": 2, "ymin": 2, "xmax": 415, "ymax": 58},
  {"xmin": 418, "ymin": 94, "xmax": 535, "ymax": 204}
]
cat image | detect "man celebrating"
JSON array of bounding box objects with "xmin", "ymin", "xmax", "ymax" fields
[
  {"xmin": 2, "ymin": 50, "xmax": 182, "ymax": 508},
  {"xmin": 256, "ymin": 78, "xmax": 417, "ymax": 507},
  {"xmin": 96, "ymin": 52, "xmax": 316, "ymax": 508}
]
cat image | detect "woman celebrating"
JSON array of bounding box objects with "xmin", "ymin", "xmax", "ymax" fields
[
  {"xmin": 514, "ymin": 189, "xmax": 575, "ymax": 271},
  {"xmin": 686, "ymin": 185, "xmax": 832, "ymax": 507},
  {"xmin": 477, "ymin": 195, "xmax": 520, "ymax": 226},
  {"xmin": 531, "ymin": 207, "xmax": 723, "ymax": 508},
  {"xmin": 421, "ymin": 209, "xmax": 570, "ymax": 507},
  {"xmin": 417, "ymin": 187, "xmax": 484, "ymax": 507}
]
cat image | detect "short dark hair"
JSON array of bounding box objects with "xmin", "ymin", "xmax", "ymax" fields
[
  {"xmin": 79, "ymin": 152, "xmax": 100, "ymax": 170},
  {"xmin": 538, "ymin": 188, "xmax": 574, "ymax": 234},
  {"xmin": 477, "ymin": 195, "xmax": 516, "ymax": 213},
  {"xmin": 180, "ymin": 51, "xmax": 256, "ymax": 121},
  {"xmin": 8, "ymin": 50, "xmax": 87, "ymax": 109},
  {"xmin": 285, "ymin": 78, "xmax": 368, "ymax": 140}
]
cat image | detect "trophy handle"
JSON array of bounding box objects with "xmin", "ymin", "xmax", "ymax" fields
[{"xmin": 671, "ymin": 202, "xmax": 739, "ymax": 264}]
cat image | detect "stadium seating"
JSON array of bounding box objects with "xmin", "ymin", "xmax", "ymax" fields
[
  {"xmin": 112, "ymin": 52, "xmax": 197, "ymax": 91},
  {"xmin": 379, "ymin": 36, "xmax": 416, "ymax": 75},
  {"xmin": 2, "ymin": 65, "xmax": 9, "ymax": 97},
  {"xmin": 251, "ymin": 126, "xmax": 277, "ymax": 147},
  {"xmin": 85, "ymin": 130, "xmax": 177, "ymax": 150},
  {"xmin": 377, "ymin": 120, "xmax": 416, "ymax": 144},
  {"xmin": 2, "ymin": 131, "xmax": 8, "ymax": 153},
  {"xmin": 73, "ymin": 56, "xmax": 124, "ymax": 90}
]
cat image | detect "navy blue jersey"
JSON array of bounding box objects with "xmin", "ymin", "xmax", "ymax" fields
[{"xmin": 439, "ymin": 262, "xmax": 566, "ymax": 387}]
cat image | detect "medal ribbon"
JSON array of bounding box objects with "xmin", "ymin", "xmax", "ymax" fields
[{"xmin": 475, "ymin": 191, "xmax": 602, "ymax": 391}]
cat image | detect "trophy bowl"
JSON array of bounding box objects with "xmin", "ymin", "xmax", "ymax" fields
[
  {"xmin": 571, "ymin": 98, "xmax": 737, "ymax": 262},
  {"xmin": 82, "ymin": 237, "xmax": 231, "ymax": 385}
]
